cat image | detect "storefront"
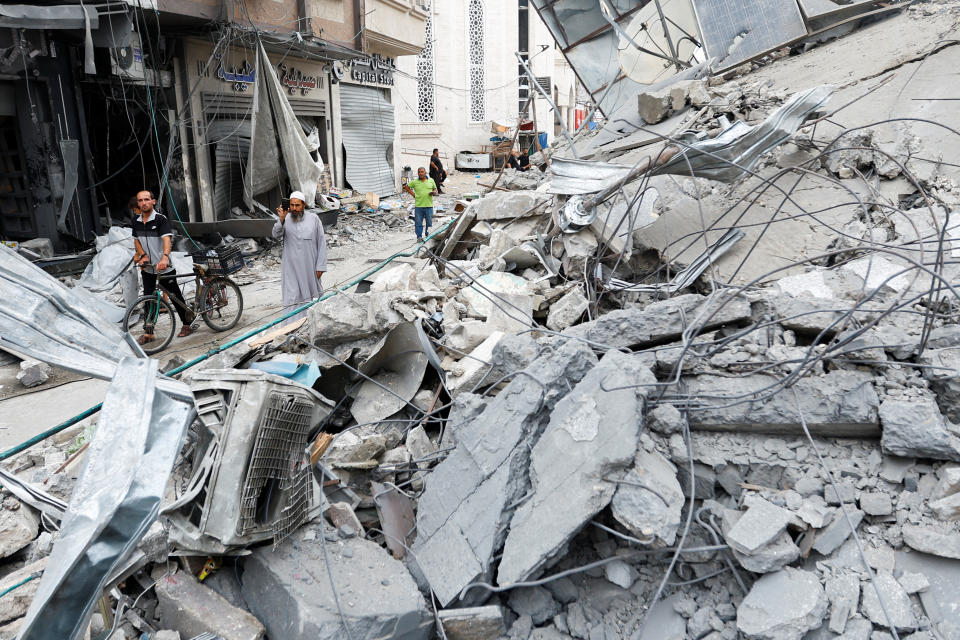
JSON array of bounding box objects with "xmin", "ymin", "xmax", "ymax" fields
[
  {"xmin": 339, "ymin": 53, "xmax": 398, "ymax": 197},
  {"xmin": 182, "ymin": 39, "xmax": 338, "ymax": 222}
]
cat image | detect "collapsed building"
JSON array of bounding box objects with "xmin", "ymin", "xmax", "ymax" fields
[{"xmin": 2, "ymin": 1, "xmax": 960, "ymax": 639}]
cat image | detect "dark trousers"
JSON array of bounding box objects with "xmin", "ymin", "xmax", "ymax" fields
[
  {"xmin": 142, "ymin": 269, "xmax": 191, "ymax": 327},
  {"xmin": 429, "ymin": 169, "xmax": 445, "ymax": 193}
]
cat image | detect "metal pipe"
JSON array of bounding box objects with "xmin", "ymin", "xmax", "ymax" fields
[{"xmin": 515, "ymin": 51, "xmax": 578, "ymax": 159}]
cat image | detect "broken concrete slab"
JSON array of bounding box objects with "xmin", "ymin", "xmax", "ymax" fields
[
  {"xmin": 507, "ymin": 586, "xmax": 561, "ymax": 625},
  {"xmin": 16, "ymin": 360, "xmax": 50, "ymax": 388},
  {"xmin": 438, "ymin": 606, "xmax": 506, "ymax": 640},
  {"xmin": 637, "ymin": 87, "xmax": 673, "ymax": 124},
  {"xmin": 497, "ymin": 350, "xmax": 654, "ymax": 585},
  {"xmin": 826, "ymin": 574, "xmax": 860, "ymax": 635},
  {"xmin": 737, "ymin": 568, "xmax": 828, "ymax": 640},
  {"xmin": 733, "ymin": 530, "xmax": 801, "ymax": 574},
  {"xmin": 687, "ymin": 370, "xmax": 879, "ymax": 437},
  {"xmin": 0, "ymin": 501, "xmax": 39, "ymax": 559},
  {"xmin": 859, "ymin": 493, "xmax": 893, "ymax": 516},
  {"xmin": 155, "ymin": 571, "xmax": 265, "ymax": 640},
  {"xmin": 471, "ymin": 191, "xmax": 551, "ymax": 221},
  {"xmin": 563, "ymin": 292, "xmax": 751, "ymax": 350},
  {"xmin": 637, "ymin": 594, "xmax": 687, "ymax": 640},
  {"xmin": 812, "ymin": 509, "xmax": 864, "ymax": 557},
  {"xmin": 545, "ymin": 287, "xmax": 588, "ymax": 332},
  {"xmin": 896, "ymin": 550, "xmax": 960, "ymax": 633},
  {"xmin": 725, "ymin": 497, "xmax": 793, "ymax": 555},
  {"xmin": 901, "ymin": 523, "xmax": 960, "ymax": 560},
  {"xmin": 326, "ymin": 502, "xmax": 364, "ymax": 538},
  {"xmin": 446, "ymin": 331, "xmax": 505, "ymax": 395},
  {"xmin": 611, "ymin": 446, "xmax": 685, "ymax": 547},
  {"xmin": 879, "ymin": 397, "xmax": 960, "ymax": 462},
  {"xmin": 929, "ymin": 492, "xmax": 960, "ymax": 520},
  {"xmin": 897, "ymin": 572, "xmax": 930, "ymax": 595},
  {"xmin": 242, "ymin": 529, "xmax": 432, "ymax": 639},
  {"xmin": 0, "ymin": 558, "xmax": 45, "ymax": 625},
  {"xmin": 412, "ymin": 340, "xmax": 598, "ymax": 606},
  {"xmin": 860, "ymin": 572, "xmax": 916, "ymax": 631}
]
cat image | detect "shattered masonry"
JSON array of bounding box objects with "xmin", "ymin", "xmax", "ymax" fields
[{"xmin": 5, "ymin": 2, "xmax": 960, "ymax": 640}]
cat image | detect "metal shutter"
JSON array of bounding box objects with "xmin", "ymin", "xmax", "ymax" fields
[
  {"xmin": 205, "ymin": 119, "xmax": 252, "ymax": 218},
  {"xmin": 339, "ymin": 84, "xmax": 396, "ymax": 196}
]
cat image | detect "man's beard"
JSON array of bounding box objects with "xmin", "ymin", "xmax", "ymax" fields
[{"xmin": 291, "ymin": 212, "xmax": 304, "ymax": 221}]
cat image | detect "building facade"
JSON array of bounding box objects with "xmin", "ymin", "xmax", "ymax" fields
[
  {"xmin": 395, "ymin": 0, "xmax": 578, "ymax": 174},
  {"xmin": 0, "ymin": 0, "xmax": 426, "ymax": 247}
]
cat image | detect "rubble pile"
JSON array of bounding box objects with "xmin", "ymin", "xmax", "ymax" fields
[{"xmin": 4, "ymin": 4, "xmax": 960, "ymax": 640}]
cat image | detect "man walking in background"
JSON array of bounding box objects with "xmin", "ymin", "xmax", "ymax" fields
[
  {"xmin": 429, "ymin": 148, "xmax": 447, "ymax": 194},
  {"xmin": 131, "ymin": 189, "xmax": 193, "ymax": 343},
  {"xmin": 273, "ymin": 190, "xmax": 328, "ymax": 320},
  {"xmin": 403, "ymin": 167, "xmax": 438, "ymax": 242}
]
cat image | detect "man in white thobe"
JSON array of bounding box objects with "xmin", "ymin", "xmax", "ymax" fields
[{"xmin": 272, "ymin": 190, "xmax": 328, "ymax": 320}]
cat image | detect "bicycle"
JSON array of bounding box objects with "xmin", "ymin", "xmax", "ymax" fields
[{"xmin": 123, "ymin": 249, "xmax": 245, "ymax": 355}]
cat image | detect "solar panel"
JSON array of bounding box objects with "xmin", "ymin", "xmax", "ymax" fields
[
  {"xmin": 797, "ymin": 0, "xmax": 877, "ymax": 20},
  {"xmin": 691, "ymin": 0, "xmax": 808, "ymax": 71}
]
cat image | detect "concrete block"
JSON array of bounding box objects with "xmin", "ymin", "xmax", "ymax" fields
[
  {"xmin": 156, "ymin": 571, "xmax": 265, "ymax": 640},
  {"xmin": 861, "ymin": 572, "xmax": 917, "ymax": 631},
  {"xmin": 880, "ymin": 397, "xmax": 960, "ymax": 462},
  {"xmin": 0, "ymin": 558, "xmax": 45, "ymax": 624},
  {"xmin": 0, "ymin": 501, "xmax": 39, "ymax": 559},
  {"xmin": 16, "ymin": 360, "xmax": 50, "ymax": 388},
  {"xmin": 564, "ymin": 292, "xmax": 751, "ymax": 350},
  {"xmin": 826, "ymin": 574, "xmax": 859, "ymax": 634},
  {"xmin": 241, "ymin": 530, "xmax": 432, "ymax": 640},
  {"xmin": 438, "ymin": 606, "xmax": 506, "ymax": 640},
  {"xmin": 902, "ymin": 524, "xmax": 960, "ymax": 559},
  {"xmin": 897, "ymin": 571, "xmax": 929, "ymax": 594},
  {"xmin": 860, "ymin": 493, "xmax": 893, "ymax": 516},
  {"xmin": 812, "ymin": 509, "xmax": 864, "ymax": 556},
  {"xmin": 326, "ymin": 502, "xmax": 364, "ymax": 537},
  {"xmin": 637, "ymin": 87, "xmax": 672, "ymax": 124},
  {"xmin": 611, "ymin": 447, "xmax": 685, "ymax": 547},
  {"xmin": 687, "ymin": 370, "xmax": 879, "ymax": 437},
  {"xmin": 737, "ymin": 568, "xmax": 827, "ymax": 640},
  {"xmin": 930, "ymin": 492, "xmax": 960, "ymax": 520},
  {"xmin": 725, "ymin": 497, "xmax": 792, "ymax": 555},
  {"xmin": 497, "ymin": 351, "xmax": 654, "ymax": 586},
  {"xmin": 507, "ymin": 587, "xmax": 560, "ymax": 625},
  {"xmin": 446, "ymin": 331, "xmax": 505, "ymax": 395},
  {"xmin": 412, "ymin": 341, "xmax": 598, "ymax": 606},
  {"xmin": 545, "ymin": 287, "xmax": 588, "ymax": 332},
  {"xmin": 733, "ymin": 531, "xmax": 801, "ymax": 574},
  {"xmin": 471, "ymin": 191, "xmax": 551, "ymax": 222}
]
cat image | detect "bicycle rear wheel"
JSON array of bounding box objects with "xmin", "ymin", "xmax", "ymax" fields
[
  {"xmin": 123, "ymin": 295, "xmax": 176, "ymax": 355},
  {"xmin": 199, "ymin": 277, "xmax": 244, "ymax": 332}
]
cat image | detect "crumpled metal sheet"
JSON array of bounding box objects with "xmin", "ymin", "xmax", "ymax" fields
[
  {"xmin": 652, "ymin": 85, "xmax": 834, "ymax": 181},
  {"xmin": 18, "ymin": 356, "xmax": 195, "ymax": 640},
  {"xmin": 0, "ymin": 243, "xmax": 134, "ymax": 379},
  {"xmin": 0, "ymin": 4, "xmax": 98, "ymax": 29},
  {"xmin": 549, "ymin": 158, "xmax": 637, "ymax": 196},
  {"xmin": 351, "ymin": 322, "xmax": 429, "ymax": 425}
]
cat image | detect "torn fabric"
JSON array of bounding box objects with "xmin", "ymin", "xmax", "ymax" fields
[
  {"xmin": 244, "ymin": 42, "xmax": 323, "ymax": 210},
  {"xmin": 18, "ymin": 356, "xmax": 194, "ymax": 640}
]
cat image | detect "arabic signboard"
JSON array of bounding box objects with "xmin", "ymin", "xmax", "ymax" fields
[
  {"xmin": 346, "ymin": 54, "xmax": 396, "ymax": 87},
  {"xmin": 277, "ymin": 63, "xmax": 320, "ymax": 96},
  {"xmin": 191, "ymin": 44, "xmax": 326, "ymax": 96}
]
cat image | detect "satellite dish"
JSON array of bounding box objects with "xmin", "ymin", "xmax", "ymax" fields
[
  {"xmin": 331, "ymin": 61, "xmax": 346, "ymax": 81},
  {"xmin": 112, "ymin": 46, "xmax": 135, "ymax": 71},
  {"xmin": 618, "ymin": 0, "xmax": 703, "ymax": 84}
]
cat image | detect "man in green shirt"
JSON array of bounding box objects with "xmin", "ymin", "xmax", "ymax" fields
[{"xmin": 403, "ymin": 166, "xmax": 438, "ymax": 241}]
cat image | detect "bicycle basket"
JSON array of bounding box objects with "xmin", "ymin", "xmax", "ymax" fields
[{"xmin": 190, "ymin": 244, "xmax": 244, "ymax": 276}]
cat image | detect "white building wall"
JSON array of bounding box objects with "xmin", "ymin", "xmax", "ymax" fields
[{"xmin": 396, "ymin": 0, "xmax": 577, "ymax": 173}]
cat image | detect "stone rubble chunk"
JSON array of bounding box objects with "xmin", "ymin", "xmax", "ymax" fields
[
  {"xmin": 648, "ymin": 404, "xmax": 685, "ymax": 435},
  {"xmin": 826, "ymin": 574, "xmax": 860, "ymax": 635},
  {"xmin": 901, "ymin": 523, "xmax": 960, "ymax": 559},
  {"xmin": 860, "ymin": 493, "xmax": 893, "ymax": 516},
  {"xmin": 725, "ymin": 497, "xmax": 793, "ymax": 555},
  {"xmin": 241, "ymin": 529, "xmax": 432, "ymax": 640},
  {"xmin": 438, "ymin": 605, "xmax": 506, "ymax": 640},
  {"xmin": 687, "ymin": 370, "xmax": 879, "ymax": 437},
  {"xmin": 16, "ymin": 360, "xmax": 50, "ymax": 388},
  {"xmin": 737, "ymin": 568, "xmax": 828, "ymax": 640},
  {"xmin": 563, "ymin": 292, "xmax": 751, "ymax": 350},
  {"xmin": 812, "ymin": 509, "xmax": 864, "ymax": 556},
  {"xmin": 732, "ymin": 530, "xmax": 801, "ymax": 574},
  {"xmin": 879, "ymin": 397, "xmax": 960, "ymax": 462},
  {"xmin": 545, "ymin": 287, "xmax": 589, "ymax": 332},
  {"xmin": 610, "ymin": 447, "xmax": 685, "ymax": 547},
  {"xmin": 860, "ymin": 572, "xmax": 917, "ymax": 631},
  {"xmin": 0, "ymin": 501, "xmax": 39, "ymax": 559},
  {"xmin": 498, "ymin": 351, "xmax": 654, "ymax": 585},
  {"xmin": 932, "ymin": 465, "xmax": 960, "ymax": 500},
  {"xmin": 637, "ymin": 87, "xmax": 672, "ymax": 124},
  {"xmin": 446, "ymin": 331, "xmax": 505, "ymax": 395},
  {"xmin": 929, "ymin": 492, "xmax": 960, "ymax": 520},
  {"xmin": 879, "ymin": 456, "xmax": 915, "ymax": 483},
  {"xmin": 603, "ymin": 559, "xmax": 635, "ymax": 589},
  {"xmin": 507, "ymin": 586, "xmax": 560, "ymax": 626},
  {"xmin": 794, "ymin": 496, "xmax": 832, "ymax": 529},
  {"xmin": 412, "ymin": 341, "xmax": 597, "ymax": 606},
  {"xmin": 156, "ymin": 571, "xmax": 265, "ymax": 640},
  {"xmin": 472, "ymin": 191, "xmax": 551, "ymax": 222},
  {"xmin": 326, "ymin": 502, "xmax": 364, "ymax": 537},
  {"xmin": 897, "ymin": 572, "xmax": 930, "ymax": 595}
]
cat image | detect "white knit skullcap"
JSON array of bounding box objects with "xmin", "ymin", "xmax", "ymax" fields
[{"xmin": 289, "ymin": 191, "xmax": 306, "ymax": 203}]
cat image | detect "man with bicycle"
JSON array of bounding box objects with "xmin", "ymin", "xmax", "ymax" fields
[{"xmin": 131, "ymin": 190, "xmax": 194, "ymax": 344}]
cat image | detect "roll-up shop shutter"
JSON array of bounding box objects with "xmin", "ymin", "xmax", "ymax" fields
[{"xmin": 339, "ymin": 84, "xmax": 395, "ymax": 196}]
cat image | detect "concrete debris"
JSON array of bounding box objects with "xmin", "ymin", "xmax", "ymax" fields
[
  {"xmin": 14, "ymin": 6, "xmax": 960, "ymax": 639},
  {"xmin": 16, "ymin": 360, "xmax": 50, "ymax": 388},
  {"xmin": 155, "ymin": 571, "xmax": 265, "ymax": 640},
  {"xmin": 438, "ymin": 605, "xmax": 506, "ymax": 640},
  {"xmin": 736, "ymin": 568, "xmax": 828, "ymax": 640},
  {"xmin": 242, "ymin": 527, "xmax": 432, "ymax": 639}
]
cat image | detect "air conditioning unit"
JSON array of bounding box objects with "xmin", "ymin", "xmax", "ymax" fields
[
  {"xmin": 110, "ymin": 32, "xmax": 145, "ymax": 81},
  {"xmin": 163, "ymin": 369, "xmax": 334, "ymax": 553}
]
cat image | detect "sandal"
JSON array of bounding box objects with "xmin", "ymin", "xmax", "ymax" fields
[
  {"xmin": 137, "ymin": 334, "xmax": 155, "ymax": 345},
  {"xmin": 177, "ymin": 326, "xmax": 193, "ymax": 338}
]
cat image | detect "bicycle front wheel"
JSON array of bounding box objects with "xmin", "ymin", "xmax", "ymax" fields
[
  {"xmin": 199, "ymin": 277, "xmax": 244, "ymax": 332},
  {"xmin": 123, "ymin": 295, "xmax": 176, "ymax": 355}
]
